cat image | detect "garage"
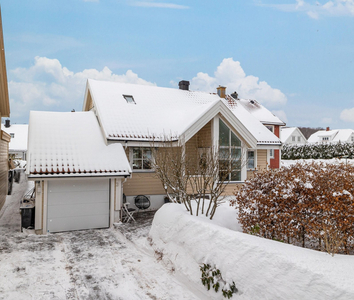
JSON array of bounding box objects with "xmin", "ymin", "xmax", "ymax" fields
[{"xmin": 47, "ymin": 179, "xmax": 110, "ymax": 233}]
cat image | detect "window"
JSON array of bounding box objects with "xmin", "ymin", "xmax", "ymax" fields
[
  {"xmin": 292, "ymin": 136, "xmax": 295, "ymax": 142},
  {"xmin": 351, "ymin": 136, "xmax": 354, "ymax": 142},
  {"xmin": 219, "ymin": 119, "xmax": 241, "ymax": 181},
  {"xmin": 247, "ymin": 151, "xmax": 255, "ymax": 169},
  {"xmin": 123, "ymin": 95, "xmax": 136, "ymax": 104},
  {"xmin": 269, "ymin": 149, "xmax": 274, "ymax": 159},
  {"xmin": 10, "ymin": 133, "xmax": 14, "ymax": 138},
  {"xmin": 132, "ymin": 148, "xmax": 152, "ymax": 170},
  {"xmin": 322, "ymin": 137, "xmax": 329, "ymax": 142},
  {"xmin": 297, "ymin": 136, "xmax": 301, "ymax": 142},
  {"xmin": 265, "ymin": 125, "xmax": 274, "ymax": 133}
]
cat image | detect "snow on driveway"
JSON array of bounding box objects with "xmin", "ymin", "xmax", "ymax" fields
[{"xmin": 0, "ymin": 177, "xmax": 202, "ymax": 300}]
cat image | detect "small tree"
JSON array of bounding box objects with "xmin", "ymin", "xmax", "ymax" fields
[{"xmin": 151, "ymin": 138, "xmax": 247, "ymax": 219}]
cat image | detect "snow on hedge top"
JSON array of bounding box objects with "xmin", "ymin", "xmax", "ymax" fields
[
  {"xmin": 237, "ymin": 98, "xmax": 285, "ymax": 125},
  {"xmin": 1, "ymin": 123, "xmax": 28, "ymax": 151},
  {"xmin": 27, "ymin": 111, "xmax": 131, "ymax": 178},
  {"xmin": 308, "ymin": 129, "xmax": 354, "ymax": 144},
  {"xmin": 87, "ymin": 79, "xmax": 281, "ymax": 145}
]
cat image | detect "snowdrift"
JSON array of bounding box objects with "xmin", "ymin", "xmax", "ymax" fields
[{"xmin": 149, "ymin": 203, "xmax": 354, "ymax": 300}]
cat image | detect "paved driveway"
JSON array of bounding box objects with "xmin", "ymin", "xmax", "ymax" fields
[{"xmin": 0, "ymin": 177, "xmax": 202, "ymax": 300}]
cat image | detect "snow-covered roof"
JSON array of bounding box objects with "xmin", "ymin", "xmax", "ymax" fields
[
  {"xmin": 1, "ymin": 124, "xmax": 28, "ymax": 151},
  {"xmin": 85, "ymin": 79, "xmax": 281, "ymax": 146},
  {"xmin": 237, "ymin": 98, "xmax": 285, "ymax": 126},
  {"xmin": 281, "ymin": 127, "xmax": 297, "ymax": 143},
  {"xmin": 308, "ymin": 129, "xmax": 354, "ymax": 143},
  {"xmin": 27, "ymin": 111, "xmax": 131, "ymax": 178}
]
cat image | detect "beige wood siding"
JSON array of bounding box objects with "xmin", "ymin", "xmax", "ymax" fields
[
  {"xmin": 256, "ymin": 149, "xmax": 268, "ymax": 171},
  {"xmin": 84, "ymin": 90, "xmax": 94, "ymax": 111},
  {"xmin": 0, "ymin": 131, "xmax": 8, "ymax": 211},
  {"xmin": 123, "ymin": 172, "xmax": 165, "ymax": 196},
  {"xmin": 246, "ymin": 149, "xmax": 268, "ymax": 179},
  {"xmin": 223, "ymin": 182, "xmax": 242, "ymax": 196}
]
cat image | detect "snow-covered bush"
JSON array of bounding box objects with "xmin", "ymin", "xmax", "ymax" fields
[
  {"xmin": 282, "ymin": 142, "xmax": 354, "ymax": 160},
  {"xmin": 231, "ymin": 162, "xmax": 354, "ymax": 255}
]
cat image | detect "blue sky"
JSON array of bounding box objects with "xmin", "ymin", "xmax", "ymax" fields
[{"xmin": 2, "ymin": 0, "xmax": 354, "ymax": 129}]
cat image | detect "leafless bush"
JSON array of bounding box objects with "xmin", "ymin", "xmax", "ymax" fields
[{"xmin": 232, "ymin": 161, "xmax": 354, "ymax": 255}]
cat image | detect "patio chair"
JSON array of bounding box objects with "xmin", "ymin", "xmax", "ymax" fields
[
  {"xmin": 134, "ymin": 195, "xmax": 150, "ymax": 212},
  {"xmin": 121, "ymin": 194, "xmax": 136, "ymax": 223}
]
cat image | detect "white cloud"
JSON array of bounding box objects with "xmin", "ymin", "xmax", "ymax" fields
[
  {"xmin": 132, "ymin": 2, "xmax": 189, "ymax": 9},
  {"xmin": 9, "ymin": 56, "xmax": 155, "ymax": 122},
  {"xmin": 190, "ymin": 58, "xmax": 287, "ymax": 107},
  {"xmin": 264, "ymin": 0, "xmax": 354, "ymax": 18},
  {"xmin": 340, "ymin": 107, "xmax": 354, "ymax": 122},
  {"xmin": 272, "ymin": 110, "xmax": 288, "ymax": 123}
]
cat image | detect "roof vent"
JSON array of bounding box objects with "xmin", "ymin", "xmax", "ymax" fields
[
  {"xmin": 4, "ymin": 119, "xmax": 10, "ymax": 128},
  {"xmin": 178, "ymin": 80, "xmax": 190, "ymax": 91},
  {"xmin": 231, "ymin": 91, "xmax": 238, "ymax": 99}
]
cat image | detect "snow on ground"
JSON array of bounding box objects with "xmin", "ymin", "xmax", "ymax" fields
[
  {"xmin": 2, "ymin": 164, "xmax": 354, "ymax": 299},
  {"xmin": 0, "ymin": 177, "xmax": 205, "ymax": 300},
  {"xmin": 150, "ymin": 203, "xmax": 354, "ymax": 300}
]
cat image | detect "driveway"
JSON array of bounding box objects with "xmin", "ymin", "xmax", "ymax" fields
[{"xmin": 0, "ymin": 176, "xmax": 202, "ymax": 300}]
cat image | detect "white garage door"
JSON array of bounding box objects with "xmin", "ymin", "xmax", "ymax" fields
[{"xmin": 47, "ymin": 179, "xmax": 110, "ymax": 233}]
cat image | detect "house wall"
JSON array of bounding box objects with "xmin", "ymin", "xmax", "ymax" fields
[
  {"xmin": 84, "ymin": 90, "xmax": 94, "ymax": 111},
  {"xmin": 270, "ymin": 125, "xmax": 280, "ymax": 169},
  {"xmin": 123, "ymin": 172, "xmax": 165, "ymax": 196},
  {"xmin": 0, "ymin": 130, "xmax": 9, "ymax": 211}
]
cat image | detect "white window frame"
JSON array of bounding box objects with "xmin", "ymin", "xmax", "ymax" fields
[
  {"xmin": 219, "ymin": 119, "xmax": 242, "ymax": 182},
  {"xmin": 269, "ymin": 149, "xmax": 274, "ymax": 159},
  {"xmin": 292, "ymin": 136, "xmax": 296, "ymax": 142},
  {"xmin": 247, "ymin": 150, "xmax": 256, "ymax": 170},
  {"xmin": 265, "ymin": 125, "xmax": 274, "ymax": 133},
  {"xmin": 130, "ymin": 147, "xmax": 153, "ymax": 172}
]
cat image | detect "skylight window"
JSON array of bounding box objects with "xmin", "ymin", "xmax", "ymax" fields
[
  {"xmin": 10, "ymin": 133, "xmax": 14, "ymax": 138},
  {"xmin": 123, "ymin": 95, "xmax": 135, "ymax": 104}
]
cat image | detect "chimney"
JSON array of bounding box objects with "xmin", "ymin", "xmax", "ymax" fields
[
  {"xmin": 217, "ymin": 86, "xmax": 226, "ymax": 98},
  {"xmin": 178, "ymin": 80, "xmax": 190, "ymax": 91},
  {"xmin": 4, "ymin": 119, "xmax": 10, "ymax": 128},
  {"xmin": 326, "ymin": 127, "xmax": 330, "ymax": 131}
]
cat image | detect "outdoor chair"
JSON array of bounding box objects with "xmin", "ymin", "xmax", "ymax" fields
[
  {"xmin": 134, "ymin": 195, "xmax": 151, "ymax": 213},
  {"xmin": 121, "ymin": 194, "xmax": 136, "ymax": 223}
]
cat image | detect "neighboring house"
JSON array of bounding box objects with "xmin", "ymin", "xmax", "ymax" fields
[
  {"xmin": 236, "ymin": 98, "xmax": 286, "ymax": 169},
  {"xmin": 0, "ymin": 9, "xmax": 10, "ymax": 212},
  {"xmin": 1, "ymin": 121, "xmax": 28, "ymax": 160},
  {"xmin": 26, "ymin": 111, "xmax": 131, "ymax": 234},
  {"xmin": 308, "ymin": 128, "xmax": 354, "ymax": 144},
  {"xmin": 82, "ymin": 79, "xmax": 283, "ymax": 211},
  {"xmin": 281, "ymin": 127, "xmax": 307, "ymax": 145}
]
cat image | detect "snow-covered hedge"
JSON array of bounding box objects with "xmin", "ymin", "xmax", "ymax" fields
[
  {"xmin": 232, "ymin": 162, "xmax": 354, "ymax": 255},
  {"xmin": 282, "ymin": 142, "xmax": 354, "ymax": 160}
]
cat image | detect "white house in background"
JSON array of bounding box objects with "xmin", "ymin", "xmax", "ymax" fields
[
  {"xmin": 1, "ymin": 120, "xmax": 28, "ymax": 160},
  {"xmin": 281, "ymin": 127, "xmax": 307, "ymax": 145},
  {"xmin": 308, "ymin": 128, "xmax": 354, "ymax": 144},
  {"xmin": 26, "ymin": 111, "xmax": 131, "ymax": 234}
]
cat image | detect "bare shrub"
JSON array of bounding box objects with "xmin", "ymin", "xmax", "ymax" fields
[{"xmin": 232, "ymin": 161, "xmax": 354, "ymax": 255}]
